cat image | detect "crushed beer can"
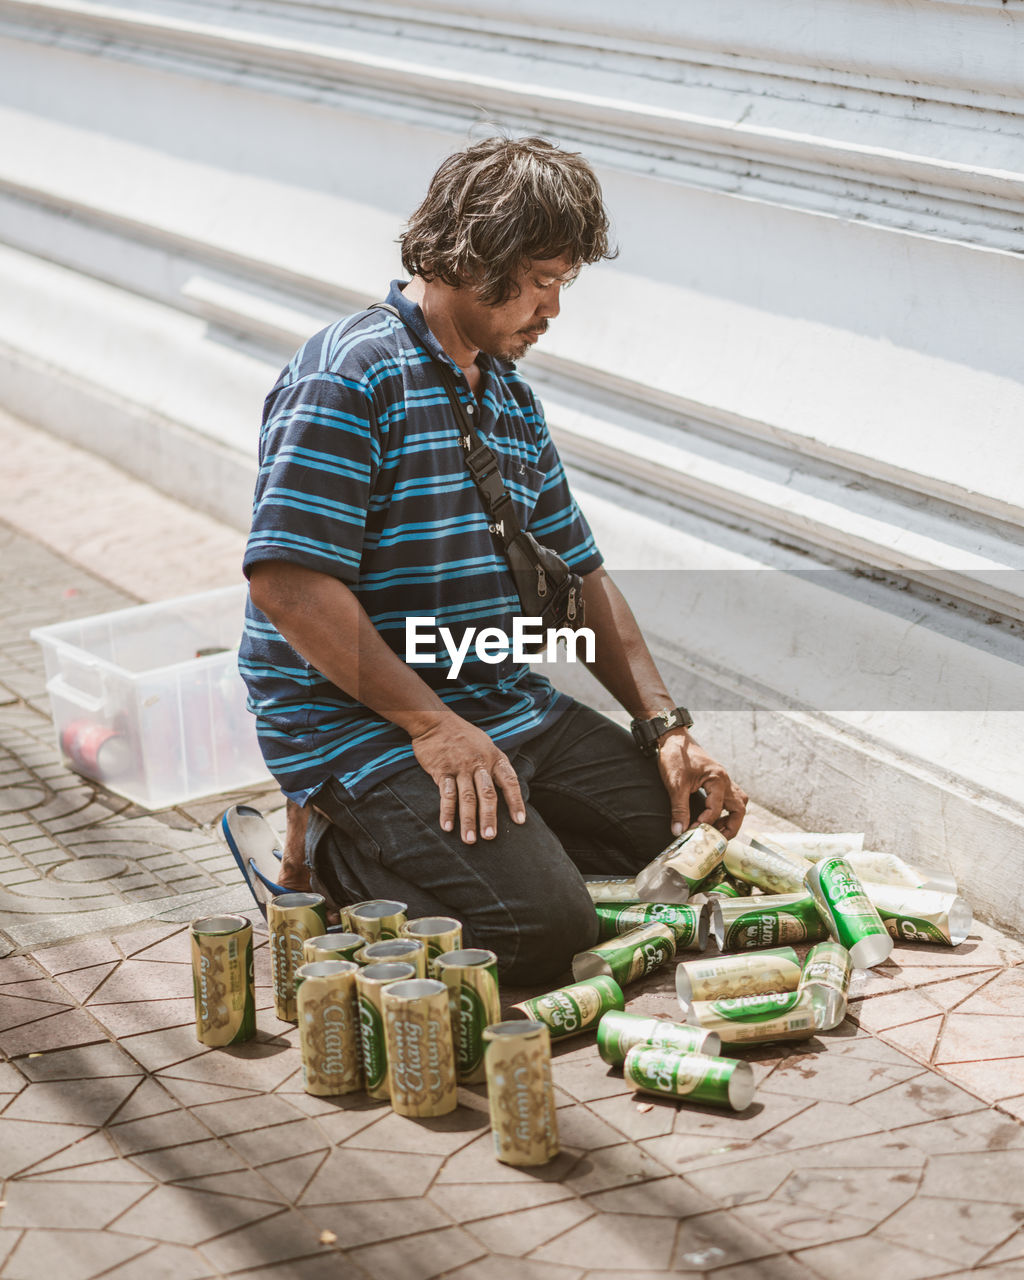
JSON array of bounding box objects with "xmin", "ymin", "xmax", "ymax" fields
[
  {"xmin": 191, "ymin": 914, "xmax": 256, "ymax": 1047},
  {"xmin": 572, "ymin": 923, "xmax": 676, "ymax": 986},
  {"xmin": 399, "ymin": 916, "xmax": 463, "ymax": 976},
  {"xmin": 685, "ymin": 989, "xmax": 820, "ymax": 1044},
  {"xmin": 303, "ymin": 932, "xmax": 365, "ymax": 965},
  {"xmin": 696, "ymin": 864, "xmax": 754, "ymax": 899},
  {"xmin": 355, "ymin": 960, "xmax": 417, "ymax": 1100},
  {"xmin": 346, "ymin": 899, "xmax": 408, "ymax": 943},
  {"xmin": 798, "ymin": 941, "xmax": 852, "ymax": 1030},
  {"xmin": 295, "ymin": 960, "xmax": 362, "ymax": 1095},
  {"xmin": 712, "ymin": 893, "xmax": 828, "ymax": 951},
  {"xmin": 268, "ymin": 892, "xmax": 328, "ymax": 1022},
  {"xmin": 382, "ymin": 978, "xmax": 458, "ymax": 1117},
  {"xmin": 596, "ymin": 1009, "xmax": 720, "ymax": 1066},
  {"xmin": 583, "ymin": 876, "xmax": 641, "ymax": 903},
  {"xmin": 434, "ymin": 948, "xmax": 502, "ymax": 1084},
  {"xmin": 594, "ymin": 901, "xmax": 709, "ymax": 950},
  {"xmin": 863, "ymin": 883, "xmax": 972, "ymax": 946},
  {"xmin": 676, "ymin": 947, "xmax": 802, "ymax": 1006},
  {"xmin": 635, "ymin": 824, "xmax": 727, "ymax": 903},
  {"xmin": 512, "ymin": 975, "xmax": 625, "ymax": 1040},
  {"xmin": 484, "ymin": 1020, "xmax": 560, "ymax": 1166},
  {"xmin": 623, "ymin": 1045, "xmax": 756, "ymax": 1111},
  {"xmin": 833, "ymin": 851, "xmax": 958, "ymax": 896},
  {"xmin": 357, "ymin": 937, "xmax": 428, "ymax": 977},
  {"xmin": 724, "ymin": 837, "xmax": 809, "ymax": 895},
  {"xmin": 804, "ymin": 857, "xmax": 894, "ymax": 968}
]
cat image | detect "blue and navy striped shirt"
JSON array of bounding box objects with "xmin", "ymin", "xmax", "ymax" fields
[{"xmin": 239, "ymin": 280, "xmax": 603, "ymax": 803}]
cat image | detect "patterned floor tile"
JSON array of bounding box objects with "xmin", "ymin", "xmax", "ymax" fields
[
  {"xmin": 852, "ymin": 1072, "xmax": 987, "ymax": 1127},
  {"xmin": 848, "ymin": 988, "xmax": 948, "ymax": 1033},
  {"xmin": 13, "ymin": 1040, "xmax": 144, "ymax": 1081},
  {"xmin": 917, "ymin": 1149, "xmax": 1024, "ymax": 1204},
  {"xmin": 937, "ymin": 1013, "xmax": 1024, "ymax": 1063},
  {"xmin": 304, "ymin": 1195, "xmax": 455, "ymax": 1248},
  {"xmin": 467, "ymin": 1199, "xmax": 595, "ymax": 1256},
  {"xmin": 299, "ymin": 1147, "xmax": 445, "ymax": 1205},
  {"xmin": 429, "ymin": 1181, "xmax": 575, "ymax": 1225},
  {"xmin": 446, "ymin": 1259, "xmax": 583, "ymax": 1280},
  {"xmin": 2, "ymin": 1076, "xmax": 139, "ymax": 1126},
  {"xmin": 341, "ymin": 1106, "xmax": 488, "ymax": 1155},
  {"xmin": 109, "ymin": 1184, "xmax": 278, "ymax": 1246},
  {"xmin": 756, "ymin": 1050, "xmax": 921, "ymax": 1105},
  {"xmin": 672, "ymin": 1208, "xmax": 783, "ymax": 1272},
  {"xmin": 347, "ymin": 1225, "xmax": 486, "ymax": 1280},
  {"xmin": 0, "ymin": 1118, "xmax": 95, "ymax": 1177},
  {"xmin": 0, "ymin": 1179, "xmax": 150, "ymax": 1229},
  {"xmin": 876, "ymin": 1194, "xmax": 1023, "ymax": 1268},
  {"xmin": 877, "ymin": 1015, "xmax": 944, "ymax": 1063},
  {"xmin": 793, "ymin": 1234, "xmax": 959, "ymax": 1279},
  {"xmin": 583, "ymin": 1176, "xmax": 716, "ymax": 1218},
  {"xmin": 97, "ymin": 1241, "xmax": 220, "ymax": 1280},
  {"xmin": 0, "ymin": 1227, "xmax": 151, "ymax": 1280},
  {"xmin": 730, "ymin": 1200, "xmax": 874, "ymax": 1250},
  {"xmin": 176, "ymin": 1210, "xmax": 326, "ymax": 1273}
]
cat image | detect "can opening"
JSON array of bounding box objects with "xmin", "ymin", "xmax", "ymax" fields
[
  {"xmin": 436, "ymin": 948, "xmax": 494, "ymax": 967},
  {"xmin": 192, "ymin": 914, "xmax": 249, "ymax": 935},
  {"xmin": 307, "ymin": 932, "xmax": 363, "ymax": 949},
  {"xmin": 486, "ymin": 1020, "xmax": 546, "ymax": 1037},
  {"xmin": 727, "ymin": 1060, "xmax": 757, "ymax": 1111},
  {"xmin": 363, "ymin": 940, "xmax": 423, "ymax": 957},
  {"xmin": 403, "ymin": 916, "xmax": 461, "ymax": 935},
  {"xmin": 296, "ymin": 961, "xmax": 358, "ymax": 978},
  {"xmin": 358, "ymin": 962, "xmax": 418, "ymax": 981},
  {"xmin": 349, "ymin": 899, "xmax": 408, "ymax": 919},
  {"xmin": 272, "ymin": 892, "xmax": 324, "ymax": 909},
  {"xmin": 947, "ymin": 896, "xmax": 973, "ymax": 945},
  {"xmin": 386, "ymin": 979, "xmax": 446, "ymax": 999}
]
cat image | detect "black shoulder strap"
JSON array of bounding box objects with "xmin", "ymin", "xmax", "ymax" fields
[{"xmin": 368, "ymin": 301, "xmax": 523, "ymax": 547}]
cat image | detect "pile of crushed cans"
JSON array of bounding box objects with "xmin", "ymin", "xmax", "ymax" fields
[{"xmin": 190, "ymin": 826, "xmax": 971, "ymax": 1167}]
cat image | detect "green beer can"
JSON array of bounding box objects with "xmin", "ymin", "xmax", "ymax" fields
[
  {"xmin": 434, "ymin": 948, "xmax": 501, "ymax": 1084},
  {"xmin": 354, "ymin": 960, "xmax": 417, "ymax": 1099},
  {"xmin": 804, "ymin": 857, "xmax": 893, "ymax": 968},
  {"xmin": 863, "ymin": 883, "xmax": 972, "ymax": 947},
  {"xmin": 572, "ymin": 923, "xmax": 676, "ymax": 986},
  {"xmin": 512, "ymin": 975, "xmax": 624, "ymax": 1040},
  {"xmin": 596, "ymin": 1009, "xmax": 720, "ymax": 1066},
  {"xmin": 303, "ymin": 932, "xmax": 365, "ymax": 965},
  {"xmin": 685, "ymin": 989, "xmax": 819, "ymax": 1044},
  {"xmin": 799, "ymin": 941, "xmax": 853, "ymax": 1030},
  {"xmin": 623, "ymin": 1045, "xmax": 756, "ymax": 1111},
  {"xmin": 635, "ymin": 824, "xmax": 728, "ymax": 903},
  {"xmin": 268, "ymin": 892, "xmax": 328, "ymax": 1023},
  {"xmin": 713, "ymin": 893, "xmax": 828, "ymax": 952},
  {"xmin": 594, "ymin": 902, "xmax": 709, "ymax": 951},
  {"xmin": 191, "ymin": 914, "xmax": 256, "ymax": 1047},
  {"xmin": 676, "ymin": 947, "xmax": 802, "ymax": 1005}
]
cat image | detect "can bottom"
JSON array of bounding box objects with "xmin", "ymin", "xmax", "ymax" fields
[
  {"xmin": 727, "ymin": 1061, "xmax": 757, "ymax": 1112},
  {"xmin": 848, "ymin": 932, "xmax": 894, "ymax": 969}
]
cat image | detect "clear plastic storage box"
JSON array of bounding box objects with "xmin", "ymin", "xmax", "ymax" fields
[{"xmin": 31, "ymin": 585, "xmax": 271, "ymax": 809}]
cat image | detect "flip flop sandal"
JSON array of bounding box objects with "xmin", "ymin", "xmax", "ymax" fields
[{"xmin": 220, "ymin": 803, "xmax": 288, "ymax": 917}]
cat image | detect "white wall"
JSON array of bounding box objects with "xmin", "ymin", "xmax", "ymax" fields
[{"xmin": 1, "ymin": 0, "xmax": 1022, "ymax": 920}]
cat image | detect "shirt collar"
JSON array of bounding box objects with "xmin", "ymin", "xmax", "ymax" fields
[{"xmin": 385, "ymin": 280, "xmax": 514, "ymax": 379}]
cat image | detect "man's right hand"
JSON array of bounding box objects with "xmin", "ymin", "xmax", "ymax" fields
[{"xmin": 410, "ymin": 712, "xmax": 527, "ymax": 845}]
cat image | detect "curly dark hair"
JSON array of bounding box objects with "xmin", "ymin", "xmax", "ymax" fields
[{"xmin": 400, "ymin": 136, "xmax": 616, "ymax": 305}]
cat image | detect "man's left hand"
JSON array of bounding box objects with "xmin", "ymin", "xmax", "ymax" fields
[{"xmin": 657, "ymin": 731, "xmax": 748, "ymax": 840}]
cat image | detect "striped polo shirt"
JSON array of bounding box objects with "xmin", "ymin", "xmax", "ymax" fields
[{"xmin": 239, "ymin": 280, "xmax": 603, "ymax": 804}]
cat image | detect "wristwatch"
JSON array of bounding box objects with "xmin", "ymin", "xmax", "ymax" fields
[{"xmin": 630, "ymin": 705, "xmax": 694, "ymax": 757}]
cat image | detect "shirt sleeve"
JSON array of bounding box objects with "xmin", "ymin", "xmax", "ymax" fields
[
  {"xmin": 524, "ymin": 392, "xmax": 604, "ymax": 574},
  {"xmin": 243, "ymin": 367, "xmax": 380, "ymax": 586}
]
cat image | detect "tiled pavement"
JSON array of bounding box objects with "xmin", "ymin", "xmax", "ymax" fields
[{"xmin": 4, "ymin": 412, "xmax": 1024, "ymax": 1278}]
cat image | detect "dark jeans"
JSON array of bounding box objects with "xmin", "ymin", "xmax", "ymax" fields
[{"xmin": 306, "ymin": 701, "xmax": 676, "ymax": 984}]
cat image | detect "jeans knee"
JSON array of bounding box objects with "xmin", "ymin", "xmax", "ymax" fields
[{"xmin": 499, "ymin": 888, "xmax": 599, "ymax": 987}]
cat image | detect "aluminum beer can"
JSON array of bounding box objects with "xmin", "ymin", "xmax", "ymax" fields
[
  {"xmin": 583, "ymin": 876, "xmax": 641, "ymax": 904},
  {"xmin": 826, "ymin": 850, "xmax": 958, "ymax": 895},
  {"xmin": 484, "ymin": 1020, "xmax": 559, "ymax": 1166},
  {"xmin": 191, "ymin": 914, "xmax": 256, "ymax": 1047},
  {"xmin": 355, "ymin": 961, "xmax": 417, "ymax": 1100},
  {"xmin": 724, "ymin": 838, "xmax": 808, "ymax": 895},
  {"xmin": 757, "ymin": 832, "xmax": 865, "ymax": 860},
  {"xmin": 594, "ymin": 902, "xmax": 709, "ymax": 951},
  {"xmin": 434, "ymin": 948, "xmax": 501, "ymax": 1084},
  {"xmin": 382, "ymin": 978, "xmax": 458, "ymax": 1117},
  {"xmin": 635, "ymin": 824, "xmax": 728, "ymax": 903},
  {"xmin": 346, "ymin": 899, "xmax": 408, "ymax": 944},
  {"xmin": 512, "ymin": 975, "xmax": 625, "ymax": 1040},
  {"xmin": 572, "ymin": 923, "xmax": 676, "ymax": 986},
  {"xmin": 804, "ymin": 857, "xmax": 894, "ymax": 968},
  {"xmin": 799, "ymin": 941, "xmax": 853, "ymax": 1031},
  {"xmin": 685, "ymin": 989, "xmax": 819, "ymax": 1044},
  {"xmin": 294, "ymin": 960, "xmax": 362, "ymax": 1096},
  {"xmin": 303, "ymin": 932, "xmax": 365, "ymax": 965},
  {"xmin": 676, "ymin": 947, "xmax": 803, "ymax": 1006},
  {"xmin": 624, "ymin": 1045, "xmax": 756, "ymax": 1111},
  {"xmin": 712, "ymin": 893, "xmax": 828, "ymax": 952},
  {"xmin": 357, "ymin": 937, "xmax": 428, "ymax": 978},
  {"xmin": 596, "ymin": 1010, "xmax": 720, "ymax": 1066},
  {"xmin": 696, "ymin": 865, "xmax": 754, "ymax": 899},
  {"xmin": 268, "ymin": 892, "xmax": 328, "ymax": 1023},
  {"xmin": 399, "ymin": 916, "xmax": 463, "ymax": 976},
  {"xmin": 863, "ymin": 883, "xmax": 972, "ymax": 947}
]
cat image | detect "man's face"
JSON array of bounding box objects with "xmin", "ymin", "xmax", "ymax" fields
[{"xmin": 453, "ymin": 255, "xmax": 578, "ymax": 362}]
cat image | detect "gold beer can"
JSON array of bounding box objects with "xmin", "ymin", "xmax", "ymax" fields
[
  {"xmin": 346, "ymin": 899, "xmax": 408, "ymax": 944},
  {"xmin": 191, "ymin": 914, "xmax": 256, "ymax": 1047},
  {"xmin": 357, "ymin": 937, "xmax": 428, "ymax": 978},
  {"xmin": 303, "ymin": 932, "xmax": 365, "ymax": 965},
  {"xmin": 484, "ymin": 1020, "xmax": 559, "ymax": 1166},
  {"xmin": 268, "ymin": 892, "xmax": 328, "ymax": 1023},
  {"xmin": 355, "ymin": 961, "xmax": 417, "ymax": 1100},
  {"xmin": 295, "ymin": 960, "xmax": 361, "ymax": 1096},
  {"xmin": 676, "ymin": 947, "xmax": 803, "ymax": 1006},
  {"xmin": 382, "ymin": 978, "xmax": 458, "ymax": 1117},
  {"xmin": 400, "ymin": 916, "xmax": 463, "ymax": 976},
  {"xmin": 434, "ymin": 948, "xmax": 502, "ymax": 1084}
]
